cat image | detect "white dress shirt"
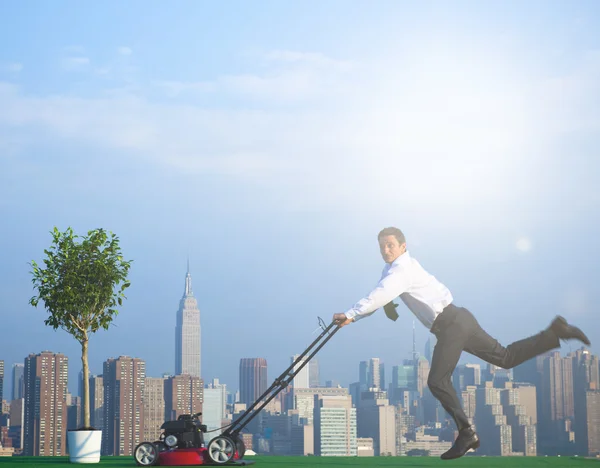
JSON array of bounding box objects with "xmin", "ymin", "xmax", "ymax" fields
[{"xmin": 344, "ymin": 251, "xmax": 453, "ymax": 329}]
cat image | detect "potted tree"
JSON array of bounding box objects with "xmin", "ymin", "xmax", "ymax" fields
[{"xmin": 30, "ymin": 227, "xmax": 132, "ymax": 463}]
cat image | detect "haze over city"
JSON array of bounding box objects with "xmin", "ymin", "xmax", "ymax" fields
[{"xmin": 1, "ymin": 0, "xmax": 599, "ymax": 399}]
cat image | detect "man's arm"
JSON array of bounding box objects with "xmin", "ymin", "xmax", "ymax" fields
[{"xmin": 343, "ymin": 264, "xmax": 409, "ymax": 323}]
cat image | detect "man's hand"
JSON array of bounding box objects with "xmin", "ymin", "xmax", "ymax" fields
[{"xmin": 333, "ymin": 313, "xmax": 353, "ymax": 327}]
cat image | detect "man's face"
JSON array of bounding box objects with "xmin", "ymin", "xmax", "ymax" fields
[{"xmin": 378, "ymin": 235, "xmax": 406, "ymax": 264}]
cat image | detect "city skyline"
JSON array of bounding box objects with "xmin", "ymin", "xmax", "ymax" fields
[
  {"xmin": 1, "ymin": 343, "xmax": 599, "ymax": 456},
  {"xmin": 2, "ymin": 0, "xmax": 600, "ymax": 400}
]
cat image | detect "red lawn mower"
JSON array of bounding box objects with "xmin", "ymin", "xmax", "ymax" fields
[{"xmin": 134, "ymin": 319, "xmax": 340, "ymax": 466}]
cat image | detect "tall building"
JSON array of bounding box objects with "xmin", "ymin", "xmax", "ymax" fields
[
  {"xmin": 416, "ymin": 357, "xmax": 429, "ymax": 396},
  {"xmin": 175, "ymin": 264, "xmax": 201, "ymax": 378},
  {"xmin": 23, "ymin": 352, "xmax": 69, "ymax": 456},
  {"xmin": 572, "ymin": 348, "xmax": 600, "ymax": 455},
  {"xmin": 0, "ymin": 360, "xmax": 3, "ymax": 403},
  {"xmin": 144, "ymin": 377, "xmax": 166, "ymax": 442},
  {"xmin": 239, "ymin": 358, "xmax": 267, "ymax": 407},
  {"xmin": 460, "ymin": 385, "xmax": 477, "ymax": 425},
  {"xmin": 8, "ymin": 398, "xmax": 24, "ymax": 450},
  {"xmin": 12, "ymin": 364, "xmax": 24, "ymax": 401},
  {"xmin": 294, "ymin": 388, "xmax": 349, "ymax": 425},
  {"xmin": 424, "ymin": 335, "xmax": 436, "ymax": 363},
  {"xmin": 369, "ymin": 358, "xmax": 381, "ymax": 390},
  {"xmin": 465, "ymin": 364, "xmax": 481, "ymax": 386},
  {"xmin": 164, "ymin": 374, "xmax": 203, "ymax": 421},
  {"xmin": 314, "ymin": 395, "xmax": 357, "ymax": 456},
  {"xmin": 67, "ymin": 395, "xmax": 82, "ymax": 431},
  {"xmin": 89, "ymin": 375, "xmax": 104, "ymax": 430},
  {"xmin": 291, "ymin": 354, "xmax": 310, "ymax": 390},
  {"xmin": 475, "ymin": 382, "xmax": 512, "ymax": 456},
  {"xmin": 357, "ymin": 393, "xmax": 396, "ymax": 455},
  {"xmin": 584, "ymin": 390, "xmax": 600, "ymax": 456},
  {"xmin": 501, "ymin": 382, "xmax": 537, "ymax": 456},
  {"xmin": 391, "ymin": 363, "xmax": 417, "ymax": 393},
  {"xmin": 359, "ymin": 359, "xmax": 382, "ymax": 390},
  {"xmin": 511, "ymin": 383, "xmax": 537, "ymax": 425},
  {"xmin": 203, "ymin": 382, "xmax": 226, "ymax": 442},
  {"xmin": 359, "ymin": 361, "xmax": 369, "ymax": 389},
  {"xmin": 102, "ymin": 356, "xmax": 146, "ymax": 456},
  {"xmin": 539, "ymin": 351, "xmax": 576, "ymax": 454},
  {"xmin": 309, "ymin": 359, "xmax": 320, "ymax": 388},
  {"xmin": 395, "ymin": 409, "xmax": 416, "ymax": 455}
]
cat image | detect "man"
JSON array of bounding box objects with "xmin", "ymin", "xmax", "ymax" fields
[{"xmin": 333, "ymin": 227, "xmax": 590, "ymax": 460}]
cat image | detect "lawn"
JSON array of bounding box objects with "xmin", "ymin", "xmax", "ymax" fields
[{"xmin": 0, "ymin": 456, "xmax": 597, "ymax": 468}]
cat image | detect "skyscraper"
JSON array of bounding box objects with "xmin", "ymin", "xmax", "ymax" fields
[
  {"xmin": 175, "ymin": 263, "xmax": 201, "ymax": 378},
  {"xmin": 584, "ymin": 390, "xmax": 600, "ymax": 456},
  {"xmin": 164, "ymin": 374, "xmax": 203, "ymax": 421},
  {"xmin": 501, "ymin": 382, "xmax": 537, "ymax": 456},
  {"xmin": 359, "ymin": 361, "xmax": 369, "ymax": 390},
  {"xmin": 23, "ymin": 352, "xmax": 69, "ymax": 456},
  {"xmin": 239, "ymin": 358, "xmax": 268, "ymax": 407},
  {"xmin": 291, "ymin": 354, "xmax": 310, "ymax": 390},
  {"xmin": 89, "ymin": 375, "xmax": 104, "ymax": 431},
  {"xmin": 0, "ymin": 360, "xmax": 3, "ymax": 403},
  {"xmin": 369, "ymin": 358, "xmax": 381, "ymax": 390},
  {"xmin": 424, "ymin": 335, "xmax": 437, "ymax": 363},
  {"xmin": 475, "ymin": 382, "xmax": 512, "ymax": 456},
  {"xmin": 357, "ymin": 392, "xmax": 396, "ymax": 455},
  {"xmin": 572, "ymin": 348, "xmax": 600, "ymax": 455},
  {"xmin": 12, "ymin": 363, "xmax": 24, "ymax": 401},
  {"xmin": 294, "ymin": 387, "xmax": 349, "ymax": 425},
  {"xmin": 309, "ymin": 359, "xmax": 320, "ymax": 388},
  {"xmin": 314, "ymin": 395, "xmax": 357, "ymax": 456},
  {"xmin": 102, "ymin": 356, "xmax": 146, "ymax": 456},
  {"xmin": 144, "ymin": 377, "xmax": 166, "ymax": 442},
  {"xmin": 203, "ymin": 380, "xmax": 227, "ymax": 442}
]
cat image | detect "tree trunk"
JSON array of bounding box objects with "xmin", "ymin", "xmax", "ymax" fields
[{"xmin": 81, "ymin": 335, "xmax": 91, "ymax": 429}]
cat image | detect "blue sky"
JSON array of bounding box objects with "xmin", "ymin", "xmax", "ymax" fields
[{"xmin": 1, "ymin": 1, "xmax": 599, "ymax": 398}]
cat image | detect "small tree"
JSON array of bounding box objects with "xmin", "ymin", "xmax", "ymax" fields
[{"xmin": 30, "ymin": 227, "xmax": 132, "ymax": 430}]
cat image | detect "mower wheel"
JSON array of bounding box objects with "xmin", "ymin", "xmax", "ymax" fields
[
  {"xmin": 233, "ymin": 434, "xmax": 246, "ymax": 459},
  {"xmin": 134, "ymin": 442, "xmax": 159, "ymax": 466},
  {"xmin": 207, "ymin": 435, "xmax": 236, "ymax": 464}
]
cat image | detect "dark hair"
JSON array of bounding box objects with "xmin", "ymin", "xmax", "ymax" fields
[{"xmin": 378, "ymin": 227, "xmax": 406, "ymax": 245}]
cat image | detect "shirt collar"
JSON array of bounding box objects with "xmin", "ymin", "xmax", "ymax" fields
[{"xmin": 390, "ymin": 250, "xmax": 411, "ymax": 267}]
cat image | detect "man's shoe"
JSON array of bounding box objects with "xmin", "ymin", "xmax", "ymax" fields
[
  {"xmin": 550, "ymin": 316, "xmax": 591, "ymax": 346},
  {"xmin": 440, "ymin": 427, "xmax": 480, "ymax": 460}
]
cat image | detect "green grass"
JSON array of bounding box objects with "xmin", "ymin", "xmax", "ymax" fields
[{"xmin": 0, "ymin": 456, "xmax": 597, "ymax": 468}]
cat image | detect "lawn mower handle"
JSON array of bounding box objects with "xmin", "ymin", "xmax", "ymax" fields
[{"xmin": 224, "ymin": 319, "xmax": 341, "ymax": 437}]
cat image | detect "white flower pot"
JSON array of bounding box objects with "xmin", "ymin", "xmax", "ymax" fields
[{"xmin": 68, "ymin": 430, "xmax": 102, "ymax": 463}]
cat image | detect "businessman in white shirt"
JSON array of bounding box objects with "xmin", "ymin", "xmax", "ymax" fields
[{"xmin": 333, "ymin": 226, "xmax": 590, "ymax": 460}]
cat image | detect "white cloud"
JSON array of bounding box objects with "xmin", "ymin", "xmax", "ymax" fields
[
  {"xmin": 264, "ymin": 50, "xmax": 354, "ymax": 71},
  {"xmin": 2, "ymin": 43, "xmax": 599, "ymax": 218},
  {"xmin": 118, "ymin": 46, "xmax": 133, "ymax": 56},
  {"xmin": 62, "ymin": 56, "xmax": 91, "ymax": 71},
  {"xmin": 516, "ymin": 237, "xmax": 532, "ymax": 253},
  {"xmin": 155, "ymin": 49, "xmax": 354, "ymax": 102},
  {"xmin": 154, "ymin": 80, "xmax": 215, "ymax": 97}
]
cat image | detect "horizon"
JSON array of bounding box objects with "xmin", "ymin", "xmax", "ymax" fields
[{"xmin": 1, "ymin": 0, "xmax": 599, "ymax": 397}]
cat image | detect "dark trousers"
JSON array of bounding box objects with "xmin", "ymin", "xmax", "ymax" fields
[{"xmin": 428, "ymin": 304, "xmax": 560, "ymax": 431}]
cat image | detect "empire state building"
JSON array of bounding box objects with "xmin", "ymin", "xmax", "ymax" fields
[{"xmin": 175, "ymin": 264, "xmax": 201, "ymax": 377}]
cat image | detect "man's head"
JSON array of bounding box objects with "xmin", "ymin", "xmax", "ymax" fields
[{"xmin": 377, "ymin": 227, "xmax": 406, "ymax": 264}]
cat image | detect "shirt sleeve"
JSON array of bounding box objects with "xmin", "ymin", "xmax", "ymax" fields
[{"xmin": 344, "ymin": 263, "xmax": 410, "ymax": 322}]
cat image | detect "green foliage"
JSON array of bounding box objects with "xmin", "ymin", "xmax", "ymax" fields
[
  {"xmin": 29, "ymin": 227, "xmax": 132, "ymax": 430},
  {"xmin": 29, "ymin": 227, "xmax": 132, "ymax": 343}
]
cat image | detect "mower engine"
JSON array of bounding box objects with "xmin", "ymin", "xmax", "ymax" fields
[{"xmin": 161, "ymin": 413, "xmax": 207, "ymax": 450}]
